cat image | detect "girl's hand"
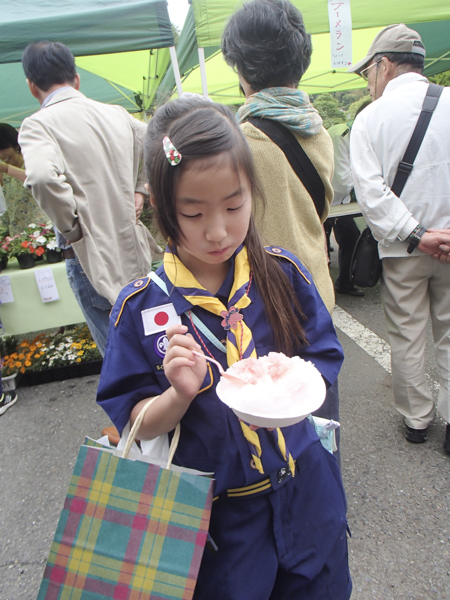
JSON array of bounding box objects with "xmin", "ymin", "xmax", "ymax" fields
[{"xmin": 163, "ymin": 324, "xmax": 207, "ymax": 403}]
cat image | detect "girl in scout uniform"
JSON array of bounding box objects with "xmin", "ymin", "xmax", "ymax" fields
[{"xmin": 97, "ymin": 97, "xmax": 352, "ymax": 600}]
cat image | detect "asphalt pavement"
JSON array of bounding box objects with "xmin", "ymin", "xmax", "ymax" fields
[{"xmin": 1, "ymin": 247, "xmax": 449, "ymax": 600}]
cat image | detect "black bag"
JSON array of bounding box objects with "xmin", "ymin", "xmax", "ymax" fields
[
  {"xmin": 350, "ymin": 227, "xmax": 382, "ymax": 287},
  {"xmin": 349, "ymin": 83, "xmax": 443, "ymax": 288}
]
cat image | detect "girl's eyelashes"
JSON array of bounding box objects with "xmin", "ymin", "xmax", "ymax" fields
[
  {"xmin": 180, "ymin": 212, "xmax": 202, "ymax": 219},
  {"xmin": 179, "ymin": 202, "xmax": 244, "ymax": 218},
  {"xmin": 227, "ymin": 202, "xmax": 244, "ymax": 212}
]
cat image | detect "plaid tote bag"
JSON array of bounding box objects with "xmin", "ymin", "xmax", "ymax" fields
[{"xmin": 37, "ymin": 397, "xmax": 214, "ymax": 600}]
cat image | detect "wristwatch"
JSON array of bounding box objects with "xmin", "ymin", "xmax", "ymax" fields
[{"xmin": 406, "ymin": 225, "xmax": 427, "ymax": 254}]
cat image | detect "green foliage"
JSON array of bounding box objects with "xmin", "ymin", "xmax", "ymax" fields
[
  {"xmin": 0, "ymin": 335, "xmax": 19, "ymax": 359},
  {"xmin": 347, "ymin": 95, "xmax": 372, "ymax": 123},
  {"xmin": 429, "ymin": 70, "xmax": 450, "ymax": 87},
  {"xmin": 313, "ymin": 93, "xmax": 347, "ymax": 129}
]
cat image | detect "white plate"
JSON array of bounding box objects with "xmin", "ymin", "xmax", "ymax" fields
[{"xmin": 216, "ymin": 370, "xmax": 326, "ymax": 428}]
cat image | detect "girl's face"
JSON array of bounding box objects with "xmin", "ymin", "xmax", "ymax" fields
[{"xmin": 174, "ymin": 152, "xmax": 252, "ymax": 278}]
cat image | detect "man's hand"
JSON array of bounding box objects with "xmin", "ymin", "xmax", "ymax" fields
[
  {"xmin": 418, "ymin": 230, "xmax": 450, "ymax": 264},
  {"xmin": 134, "ymin": 192, "xmax": 145, "ymax": 222}
]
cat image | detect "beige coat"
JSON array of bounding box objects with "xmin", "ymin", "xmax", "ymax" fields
[
  {"xmin": 242, "ymin": 122, "xmax": 335, "ymax": 312},
  {"xmin": 19, "ymin": 89, "xmax": 162, "ymax": 305}
]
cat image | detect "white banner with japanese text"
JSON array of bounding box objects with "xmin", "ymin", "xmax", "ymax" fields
[{"xmin": 328, "ymin": 0, "xmax": 353, "ymax": 69}]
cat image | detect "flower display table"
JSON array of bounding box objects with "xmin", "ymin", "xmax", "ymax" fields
[
  {"xmin": 20, "ymin": 359, "xmax": 103, "ymax": 386},
  {"xmin": 0, "ymin": 258, "xmax": 84, "ymax": 335}
]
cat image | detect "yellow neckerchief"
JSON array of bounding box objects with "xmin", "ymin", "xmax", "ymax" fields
[
  {"xmin": 164, "ymin": 244, "xmax": 256, "ymax": 366},
  {"xmin": 164, "ymin": 245, "xmax": 295, "ymax": 477}
]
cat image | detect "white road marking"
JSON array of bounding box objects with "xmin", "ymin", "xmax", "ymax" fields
[
  {"xmin": 333, "ymin": 305, "xmax": 440, "ymax": 395},
  {"xmin": 333, "ymin": 306, "xmax": 392, "ymax": 373}
]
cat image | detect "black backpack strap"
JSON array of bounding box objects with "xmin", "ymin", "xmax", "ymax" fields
[
  {"xmin": 391, "ymin": 83, "xmax": 443, "ymax": 197},
  {"xmin": 248, "ymin": 117, "xmax": 325, "ymax": 218}
]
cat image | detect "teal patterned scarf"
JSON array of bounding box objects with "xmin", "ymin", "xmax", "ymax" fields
[{"xmin": 237, "ymin": 87, "xmax": 323, "ymax": 138}]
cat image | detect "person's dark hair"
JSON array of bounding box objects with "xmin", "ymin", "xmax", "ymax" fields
[
  {"xmin": 22, "ymin": 41, "xmax": 77, "ymax": 91},
  {"xmin": 0, "ymin": 123, "xmax": 20, "ymax": 151},
  {"xmin": 221, "ymin": 0, "xmax": 312, "ymax": 91},
  {"xmin": 145, "ymin": 97, "xmax": 307, "ymax": 353},
  {"xmin": 373, "ymin": 51, "xmax": 424, "ymax": 74}
]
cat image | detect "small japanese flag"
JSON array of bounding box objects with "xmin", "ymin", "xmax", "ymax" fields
[{"xmin": 141, "ymin": 303, "xmax": 181, "ymax": 336}]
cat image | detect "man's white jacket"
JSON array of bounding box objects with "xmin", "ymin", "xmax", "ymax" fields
[{"xmin": 350, "ymin": 73, "xmax": 450, "ymax": 258}]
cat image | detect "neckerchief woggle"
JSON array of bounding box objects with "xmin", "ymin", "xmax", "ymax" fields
[{"xmin": 164, "ymin": 245, "xmax": 295, "ymax": 477}]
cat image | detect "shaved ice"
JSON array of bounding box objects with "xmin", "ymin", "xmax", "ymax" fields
[{"xmin": 217, "ymin": 352, "xmax": 326, "ymax": 422}]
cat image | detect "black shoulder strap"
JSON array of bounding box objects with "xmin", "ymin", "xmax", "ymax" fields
[
  {"xmin": 248, "ymin": 117, "xmax": 325, "ymax": 218},
  {"xmin": 391, "ymin": 83, "xmax": 443, "ymax": 197}
]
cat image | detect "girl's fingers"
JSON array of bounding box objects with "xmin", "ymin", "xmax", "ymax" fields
[
  {"xmin": 168, "ymin": 332, "xmax": 201, "ymax": 351},
  {"xmin": 166, "ymin": 325, "xmax": 201, "ymax": 351},
  {"xmin": 166, "ymin": 355, "xmax": 197, "ymax": 369},
  {"xmin": 165, "ymin": 344, "xmax": 199, "ymax": 364},
  {"xmin": 166, "ymin": 324, "xmax": 188, "ymax": 340}
]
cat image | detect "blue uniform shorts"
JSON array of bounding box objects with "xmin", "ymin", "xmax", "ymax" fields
[{"xmin": 194, "ymin": 442, "xmax": 352, "ymax": 600}]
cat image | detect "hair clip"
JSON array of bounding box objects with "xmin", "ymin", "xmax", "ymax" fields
[{"xmin": 163, "ymin": 136, "xmax": 182, "ymax": 166}]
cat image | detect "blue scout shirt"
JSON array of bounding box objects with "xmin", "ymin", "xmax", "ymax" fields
[{"xmin": 97, "ymin": 247, "xmax": 344, "ymax": 497}]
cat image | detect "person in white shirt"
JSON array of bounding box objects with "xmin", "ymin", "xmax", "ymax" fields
[
  {"xmin": 349, "ymin": 24, "xmax": 450, "ymax": 451},
  {"xmin": 326, "ymin": 100, "xmax": 371, "ymax": 297}
]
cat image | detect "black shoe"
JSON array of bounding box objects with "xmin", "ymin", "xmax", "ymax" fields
[
  {"xmin": 444, "ymin": 424, "xmax": 450, "ymax": 453},
  {"xmin": 404, "ymin": 424, "xmax": 428, "ymax": 443},
  {"xmin": 0, "ymin": 391, "xmax": 18, "ymax": 415},
  {"xmin": 334, "ymin": 285, "xmax": 365, "ymax": 297}
]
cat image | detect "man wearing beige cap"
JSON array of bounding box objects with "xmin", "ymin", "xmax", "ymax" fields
[{"xmin": 349, "ymin": 24, "xmax": 450, "ymax": 452}]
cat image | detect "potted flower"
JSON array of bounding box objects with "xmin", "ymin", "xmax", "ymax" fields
[
  {"xmin": 27, "ymin": 223, "xmax": 62, "ymax": 264},
  {"xmin": 45, "ymin": 238, "xmax": 62, "ymax": 264},
  {"xmin": 1, "ymin": 325, "xmax": 102, "ymax": 386},
  {"xmin": 7, "ymin": 222, "xmax": 49, "ymax": 269},
  {"xmin": 0, "ymin": 334, "xmax": 21, "ymax": 390},
  {"xmin": 0, "ymin": 224, "xmax": 11, "ymax": 271}
]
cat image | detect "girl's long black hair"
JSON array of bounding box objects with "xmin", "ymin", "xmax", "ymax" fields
[{"xmin": 144, "ymin": 97, "xmax": 307, "ymax": 354}]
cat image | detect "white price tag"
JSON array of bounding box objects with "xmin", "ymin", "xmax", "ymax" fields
[
  {"xmin": 328, "ymin": 0, "xmax": 353, "ymax": 69},
  {"xmin": 34, "ymin": 267, "xmax": 60, "ymax": 303},
  {"xmin": 0, "ymin": 275, "xmax": 14, "ymax": 303}
]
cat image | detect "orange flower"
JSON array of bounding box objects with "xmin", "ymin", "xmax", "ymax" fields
[
  {"xmin": 35, "ymin": 246, "xmax": 45, "ymax": 256},
  {"xmin": 21, "ymin": 241, "xmax": 29, "ymax": 248}
]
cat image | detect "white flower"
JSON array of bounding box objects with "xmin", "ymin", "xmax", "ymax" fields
[
  {"xmin": 35, "ymin": 236, "xmax": 46, "ymax": 244},
  {"xmin": 28, "ymin": 223, "xmax": 36, "ymax": 228},
  {"xmin": 46, "ymin": 240, "xmax": 58, "ymax": 250}
]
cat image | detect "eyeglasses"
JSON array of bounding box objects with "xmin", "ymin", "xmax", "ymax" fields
[{"xmin": 360, "ymin": 59, "xmax": 382, "ymax": 81}]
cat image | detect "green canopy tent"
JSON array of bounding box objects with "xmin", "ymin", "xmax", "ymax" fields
[
  {"xmin": 0, "ymin": 0, "xmax": 178, "ymax": 127},
  {"xmin": 157, "ymin": 0, "xmax": 450, "ymax": 104}
]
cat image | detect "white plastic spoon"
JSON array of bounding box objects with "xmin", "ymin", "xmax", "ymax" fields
[{"xmin": 192, "ymin": 351, "xmax": 247, "ymax": 384}]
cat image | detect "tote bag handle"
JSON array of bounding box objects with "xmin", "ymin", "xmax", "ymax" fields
[{"xmin": 123, "ymin": 395, "xmax": 181, "ymax": 469}]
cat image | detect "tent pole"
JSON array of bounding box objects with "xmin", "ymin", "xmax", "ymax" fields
[
  {"xmin": 198, "ymin": 47, "xmax": 209, "ymax": 98},
  {"xmin": 169, "ymin": 46, "xmax": 183, "ymax": 97}
]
